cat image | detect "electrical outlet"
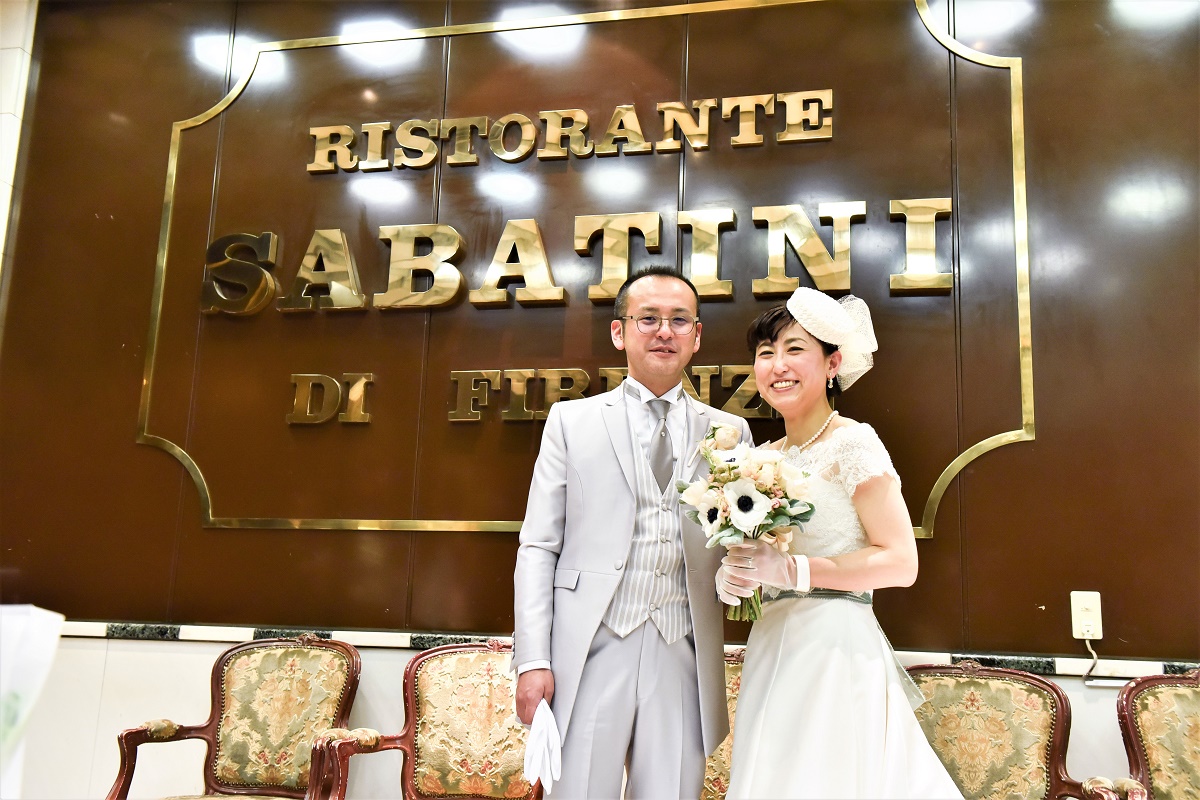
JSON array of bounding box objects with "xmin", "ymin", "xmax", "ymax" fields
[{"xmin": 1071, "ymin": 591, "xmax": 1103, "ymax": 640}]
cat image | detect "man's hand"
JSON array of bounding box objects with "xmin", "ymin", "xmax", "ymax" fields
[{"xmin": 516, "ymin": 668, "xmax": 555, "ymax": 725}]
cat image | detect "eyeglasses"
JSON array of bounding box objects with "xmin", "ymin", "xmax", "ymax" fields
[{"xmin": 620, "ymin": 314, "xmax": 699, "ymax": 335}]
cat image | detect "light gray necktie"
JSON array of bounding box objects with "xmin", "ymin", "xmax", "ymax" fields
[{"xmin": 647, "ymin": 398, "xmax": 674, "ymax": 493}]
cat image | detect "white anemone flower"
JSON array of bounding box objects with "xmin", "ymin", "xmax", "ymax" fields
[
  {"xmin": 722, "ymin": 478, "xmax": 772, "ymax": 533},
  {"xmin": 694, "ymin": 490, "xmax": 725, "ymax": 537},
  {"xmin": 714, "ymin": 442, "xmax": 752, "ymax": 467}
]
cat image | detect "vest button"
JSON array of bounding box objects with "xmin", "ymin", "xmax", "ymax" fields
[
  {"xmin": 649, "ymin": 603, "xmax": 657, "ymax": 612},
  {"xmin": 654, "ymin": 569, "xmax": 662, "ymax": 577}
]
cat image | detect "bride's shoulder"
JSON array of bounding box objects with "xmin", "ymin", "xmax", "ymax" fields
[{"xmin": 828, "ymin": 418, "xmax": 888, "ymax": 451}]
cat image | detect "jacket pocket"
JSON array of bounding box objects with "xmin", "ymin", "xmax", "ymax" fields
[{"xmin": 553, "ymin": 568, "xmax": 580, "ymax": 590}]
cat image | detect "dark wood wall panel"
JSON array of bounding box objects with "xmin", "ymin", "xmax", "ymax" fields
[{"xmin": 1, "ymin": 0, "xmax": 1196, "ymax": 658}]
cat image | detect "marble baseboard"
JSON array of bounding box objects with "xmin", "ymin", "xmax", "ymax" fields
[{"xmin": 59, "ymin": 621, "xmax": 1199, "ymax": 679}]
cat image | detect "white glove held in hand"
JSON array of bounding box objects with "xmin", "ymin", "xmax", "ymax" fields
[
  {"xmin": 716, "ymin": 563, "xmax": 759, "ymax": 605},
  {"xmin": 523, "ymin": 699, "xmax": 561, "ymax": 794},
  {"xmin": 724, "ymin": 538, "xmax": 811, "ymax": 592}
]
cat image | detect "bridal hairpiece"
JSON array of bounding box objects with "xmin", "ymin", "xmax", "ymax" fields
[{"xmin": 784, "ymin": 287, "xmax": 878, "ymax": 390}]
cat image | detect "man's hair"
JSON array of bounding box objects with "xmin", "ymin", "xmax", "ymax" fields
[{"xmin": 613, "ymin": 266, "xmax": 700, "ymax": 319}]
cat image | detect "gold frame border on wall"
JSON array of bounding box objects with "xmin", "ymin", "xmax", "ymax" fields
[{"xmin": 137, "ymin": 0, "xmax": 1034, "ymax": 536}]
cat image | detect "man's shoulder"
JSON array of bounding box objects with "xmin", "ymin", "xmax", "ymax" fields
[
  {"xmin": 691, "ymin": 399, "xmax": 749, "ymax": 429},
  {"xmin": 548, "ymin": 389, "xmax": 617, "ymax": 420}
]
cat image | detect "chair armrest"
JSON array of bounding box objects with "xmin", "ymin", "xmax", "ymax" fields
[
  {"xmin": 1080, "ymin": 776, "xmax": 1148, "ymax": 800},
  {"xmin": 307, "ymin": 729, "xmax": 404, "ymax": 800},
  {"xmin": 105, "ymin": 719, "xmax": 208, "ymax": 800}
]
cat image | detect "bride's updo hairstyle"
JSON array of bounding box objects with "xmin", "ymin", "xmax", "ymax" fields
[{"xmin": 746, "ymin": 287, "xmax": 880, "ymax": 399}]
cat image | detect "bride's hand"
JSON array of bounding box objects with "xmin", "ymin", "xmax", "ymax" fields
[
  {"xmin": 716, "ymin": 563, "xmax": 758, "ymax": 605},
  {"xmin": 725, "ymin": 539, "xmax": 811, "ymax": 592}
]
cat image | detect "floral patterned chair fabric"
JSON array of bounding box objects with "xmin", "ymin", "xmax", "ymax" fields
[
  {"xmin": 908, "ymin": 661, "xmax": 1125, "ymax": 800},
  {"xmin": 1118, "ymin": 669, "xmax": 1200, "ymax": 800},
  {"xmin": 316, "ymin": 641, "xmax": 539, "ymax": 800},
  {"xmin": 106, "ymin": 634, "xmax": 361, "ymax": 800},
  {"xmin": 701, "ymin": 650, "xmax": 744, "ymax": 800}
]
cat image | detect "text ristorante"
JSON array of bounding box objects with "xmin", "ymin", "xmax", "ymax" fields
[{"xmin": 306, "ymin": 90, "xmax": 833, "ymax": 172}]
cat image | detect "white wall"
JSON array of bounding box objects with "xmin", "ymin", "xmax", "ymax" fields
[
  {"xmin": 0, "ymin": 0, "xmax": 36, "ymax": 259},
  {"xmin": 11, "ymin": 636, "xmax": 1143, "ymax": 800}
]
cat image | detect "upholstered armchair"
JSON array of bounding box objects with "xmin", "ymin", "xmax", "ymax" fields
[
  {"xmin": 1117, "ymin": 668, "xmax": 1199, "ymax": 799},
  {"xmin": 909, "ymin": 660, "xmax": 1141, "ymax": 800},
  {"xmin": 315, "ymin": 640, "xmax": 539, "ymax": 800},
  {"xmin": 105, "ymin": 634, "xmax": 361, "ymax": 800},
  {"xmin": 701, "ymin": 648, "xmax": 744, "ymax": 800}
]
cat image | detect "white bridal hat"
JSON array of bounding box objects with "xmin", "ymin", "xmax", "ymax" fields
[{"xmin": 785, "ymin": 287, "xmax": 878, "ymax": 390}]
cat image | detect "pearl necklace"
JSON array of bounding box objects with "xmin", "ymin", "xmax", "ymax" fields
[{"xmin": 782, "ymin": 410, "xmax": 838, "ymax": 453}]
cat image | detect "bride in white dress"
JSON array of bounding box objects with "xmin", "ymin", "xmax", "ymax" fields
[{"xmin": 716, "ymin": 288, "xmax": 962, "ymax": 800}]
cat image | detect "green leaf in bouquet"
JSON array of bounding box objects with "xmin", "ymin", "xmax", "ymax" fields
[
  {"xmin": 684, "ymin": 508, "xmax": 701, "ymax": 525},
  {"xmin": 675, "ymin": 480, "xmax": 692, "ymax": 493}
]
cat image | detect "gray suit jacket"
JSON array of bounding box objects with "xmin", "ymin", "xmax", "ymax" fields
[{"xmin": 512, "ymin": 386, "xmax": 753, "ymax": 754}]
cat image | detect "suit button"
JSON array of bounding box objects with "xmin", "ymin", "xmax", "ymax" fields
[{"xmin": 615, "ymin": 560, "xmax": 624, "ymax": 570}]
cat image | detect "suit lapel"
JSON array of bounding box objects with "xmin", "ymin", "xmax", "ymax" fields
[
  {"xmin": 601, "ymin": 390, "xmax": 637, "ymax": 494},
  {"xmin": 684, "ymin": 396, "xmax": 712, "ymax": 481}
]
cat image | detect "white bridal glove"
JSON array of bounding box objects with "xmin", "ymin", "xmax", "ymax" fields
[
  {"xmin": 723, "ymin": 539, "xmax": 811, "ymax": 592},
  {"xmin": 522, "ymin": 699, "xmax": 561, "ymax": 794},
  {"xmin": 716, "ymin": 563, "xmax": 759, "ymax": 605}
]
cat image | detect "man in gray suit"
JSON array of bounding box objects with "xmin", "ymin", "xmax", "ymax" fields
[{"xmin": 513, "ymin": 266, "xmax": 752, "ymax": 798}]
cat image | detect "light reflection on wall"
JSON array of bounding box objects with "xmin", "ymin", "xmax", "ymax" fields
[
  {"xmin": 584, "ymin": 164, "xmax": 646, "ymax": 199},
  {"xmin": 1111, "ymin": 0, "xmax": 1199, "ymax": 28},
  {"xmin": 339, "ymin": 20, "xmax": 424, "ymax": 68},
  {"xmin": 349, "ymin": 176, "xmax": 412, "ymax": 206},
  {"xmin": 191, "ymin": 34, "xmax": 287, "ymax": 84},
  {"xmin": 955, "ymin": 0, "xmax": 1035, "ymax": 48},
  {"xmin": 1107, "ymin": 174, "xmax": 1190, "ymax": 223},
  {"xmin": 477, "ymin": 173, "xmax": 540, "ymax": 204},
  {"xmin": 496, "ymin": 5, "xmax": 586, "ymax": 59}
]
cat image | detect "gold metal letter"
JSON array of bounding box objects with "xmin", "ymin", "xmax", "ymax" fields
[
  {"xmin": 889, "ymin": 198, "xmax": 954, "ymax": 294},
  {"xmin": 393, "ymin": 119, "xmax": 439, "ymax": 169},
  {"xmin": 201, "ymin": 232, "xmax": 279, "ymax": 315},
  {"xmin": 537, "ymin": 368, "xmax": 589, "ymax": 418},
  {"xmin": 594, "ymin": 105, "xmax": 653, "ymax": 156},
  {"xmin": 440, "ymin": 116, "xmax": 489, "ymax": 166},
  {"xmin": 501, "ymin": 369, "xmax": 537, "ymax": 421},
  {"xmin": 277, "ymin": 229, "xmax": 369, "ymax": 311},
  {"xmin": 655, "ymin": 99, "xmax": 718, "ymax": 152},
  {"xmin": 359, "ymin": 122, "xmax": 392, "ymax": 170},
  {"xmin": 537, "ymin": 110, "xmax": 594, "ymax": 160},
  {"xmin": 449, "ymin": 370, "xmax": 500, "ymax": 422},
  {"xmin": 689, "ymin": 365, "xmax": 719, "ymax": 405},
  {"xmin": 775, "ymin": 90, "xmax": 833, "ymax": 143},
  {"xmin": 287, "ymin": 374, "xmax": 342, "ymax": 424},
  {"xmin": 751, "ymin": 203, "xmax": 864, "ymax": 296},
  {"xmin": 599, "ymin": 367, "xmax": 629, "ymax": 392},
  {"xmin": 469, "ymin": 219, "xmax": 565, "ymax": 308},
  {"xmin": 721, "ymin": 94, "xmax": 776, "ymax": 147},
  {"xmin": 338, "ymin": 373, "xmax": 374, "ymax": 423},
  {"xmin": 307, "ymin": 125, "xmax": 358, "ymax": 173},
  {"xmin": 375, "ymin": 225, "xmax": 464, "ymax": 309},
  {"xmin": 720, "ymin": 366, "xmax": 774, "ymax": 418},
  {"xmin": 678, "ymin": 209, "xmax": 736, "ymax": 300},
  {"xmin": 488, "ymin": 113, "xmax": 538, "ymax": 163},
  {"xmin": 576, "ymin": 212, "xmax": 662, "ymax": 303}
]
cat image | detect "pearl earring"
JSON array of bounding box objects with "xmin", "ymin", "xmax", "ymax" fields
[{"xmin": 827, "ymin": 376, "xmax": 834, "ymax": 389}]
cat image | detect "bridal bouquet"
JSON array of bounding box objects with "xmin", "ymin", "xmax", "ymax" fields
[{"xmin": 677, "ymin": 423, "xmax": 815, "ymax": 621}]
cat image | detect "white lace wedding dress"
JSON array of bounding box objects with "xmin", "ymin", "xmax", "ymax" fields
[{"xmin": 726, "ymin": 423, "xmax": 962, "ymax": 799}]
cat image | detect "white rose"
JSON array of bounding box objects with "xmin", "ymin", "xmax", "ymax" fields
[
  {"xmin": 745, "ymin": 447, "xmax": 785, "ymax": 467},
  {"xmin": 679, "ymin": 480, "xmax": 709, "ymax": 507},
  {"xmin": 779, "ymin": 460, "xmax": 810, "ymax": 501},
  {"xmin": 757, "ymin": 462, "xmax": 776, "ymax": 488},
  {"xmin": 711, "ymin": 423, "xmax": 741, "ymax": 450}
]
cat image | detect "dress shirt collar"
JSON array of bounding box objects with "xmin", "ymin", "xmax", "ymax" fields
[{"xmin": 622, "ymin": 376, "xmax": 685, "ymax": 407}]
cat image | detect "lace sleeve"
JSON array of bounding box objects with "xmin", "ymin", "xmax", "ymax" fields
[{"xmin": 832, "ymin": 424, "xmax": 900, "ymax": 497}]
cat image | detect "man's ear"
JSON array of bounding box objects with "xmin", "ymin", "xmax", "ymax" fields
[
  {"xmin": 691, "ymin": 321, "xmax": 703, "ymax": 354},
  {"xmin": 611, "ymin": 319, "xmax": 626, "ymax": 351}
]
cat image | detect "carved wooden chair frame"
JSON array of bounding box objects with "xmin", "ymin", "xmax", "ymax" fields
[
  {"xmin": 1116, "ymin": 668, "xmax": 1199, "ymax": 799},
  {"xmin": 312, "ymin": 639, "xmax": 540, "ymax": 800},
  {"xmin": 105, "ymin": 633, "xmax": 361, "ymax": 800},
  {"xmin": 907, "ymin": 660, "xmax": 1141, "ymax": 800}
]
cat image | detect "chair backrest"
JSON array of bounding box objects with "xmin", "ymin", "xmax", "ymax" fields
[
  {"xmin": 1117, "ymin": 669, "xmax": 1200, "ymax": 800},
  {"xmin": 701, "ymin": 649, "xmax": 744, "ymax": 800},
  {"xmin": 205, "ymin": 634, "xmax": 360, "ymax": 797},
  {"xmin": 908, "ymin": 660, "xmax": 1082, "ymax": 800},
  {"xmin": 399, "ymin": 641, "xmax": 537, "ymax": 800}
]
